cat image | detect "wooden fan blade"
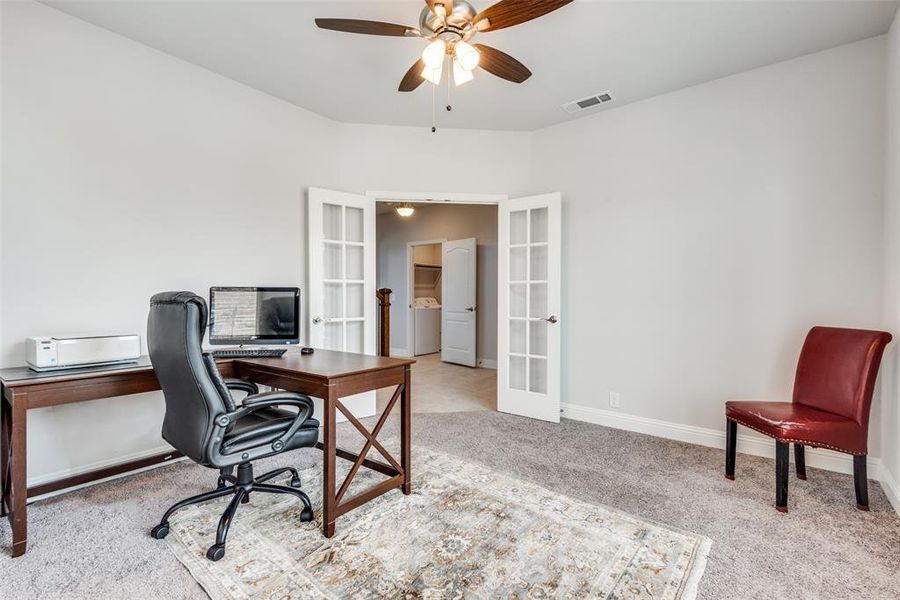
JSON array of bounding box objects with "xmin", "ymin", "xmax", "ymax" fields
[
  {"xmin": 474, "ymin": 44, "xmax": 531, "ymax": 83},
  {"xmin": 473, "ymin": 0, "xmax": 573, "ymax": 32},
  {"xmin": 315, "ymin": 18, "xmax": 416, "ymax": 37},
  {"xmin": 399, "ymin": 58, "xmax": 426, "ymax": 92}
]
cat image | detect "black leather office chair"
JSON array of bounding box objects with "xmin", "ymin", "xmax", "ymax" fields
[{"xmin": 146, "ymin": 292, "xmax": 319, "ymax": 561}]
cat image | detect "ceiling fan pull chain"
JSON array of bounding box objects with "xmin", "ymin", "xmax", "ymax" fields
[
  {"xmin": 446, "ymin": 55, "xmax": 452, "ymax": 112},
  {"xmin": 431, "ymin": 79, "xmax": 437, "ymax": 133}
]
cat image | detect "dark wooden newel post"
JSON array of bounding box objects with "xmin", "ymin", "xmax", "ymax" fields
[{"xmin": 376, "ymin": 288, "xmax": 392, "ymax": 357}]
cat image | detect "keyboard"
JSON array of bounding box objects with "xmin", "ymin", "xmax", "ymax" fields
[{"xmin": 210, "ymin": 348, "xmax": 288, "ymax": 359}]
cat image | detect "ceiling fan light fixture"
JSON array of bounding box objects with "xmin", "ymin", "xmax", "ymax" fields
[
  {"xmin": 422, "ymin": 39, "xmax": 446, "ymax": 69},
  {"xmin": 421, "ymin": 63, "xmax": 443, "ymax": 85},
  {"xmin": 455, "ymin": 40, "xmax": 479, "ymax": 71},
  {"xmin": 396, "ymin": 204, "xmax": 415, "ymax": 217},
  {"xmin": 453, "ymin": 59, "xmax": 474, "ymax": 86}
]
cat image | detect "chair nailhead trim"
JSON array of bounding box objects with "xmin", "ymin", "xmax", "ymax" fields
[{"xmin": 727, "ymin": 418, "xmax": 864, "ymax": 456}]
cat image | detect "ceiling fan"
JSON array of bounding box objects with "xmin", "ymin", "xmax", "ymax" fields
[{"xmin": 315, "ymin": 0, "xmax": 573, "ymax": 91}]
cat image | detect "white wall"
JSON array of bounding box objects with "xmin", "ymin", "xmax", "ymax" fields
[
  {"xmin": 376, "ymin": 204, "xmax": 499, "ymax": 361},
  {"xmin": 533, "ymin": 38, "xmax": 887, "ymax": 456},
  {"xmin": 882, "ymin": 11, "xmax": 900, "ymax": 492},
  {"xmin": 1, "ymin": 0, "xmax": 338, "ymax": 481},
  {"xmin": 334, "ymin": 122, "xmax": 532, "ymax": 199}
]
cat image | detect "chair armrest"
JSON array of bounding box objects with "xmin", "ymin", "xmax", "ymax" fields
[
  {"xmin": 213, "ymin": 391, "xmax": 316, "ymax": 457},
  {"xmin": 223, "ymin": 379, "xmax": 259, "ymax": 395}
]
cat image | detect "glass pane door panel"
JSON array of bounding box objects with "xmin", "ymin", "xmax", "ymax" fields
[
  {"xmin": 345, "ymin": 206, "xmax": 364, "ymax": 242},
  {"xmin": 510, "ymin": 284, "xmax": 527, "ymax": 318},
  {"xmin": 529, "ymin": 320, "xmax": 547, "ymax": 357},
  {"xmin": 324, "ymin": 282, "xmax": 343, "ymax": 318},
  {"xmin": 509, "ymin": 355, "xmax": 527, "ymax": 391},
  {"xmin": 323, "ymin": 204, "xmax": 343, "ymax": 241},
  {"xmin": 510, "ymin": 247, "xmax": 527, "ymax": 281},
  {"xmin": 346, "ymin": 320, "xmax": 364, "ymax": 353},
  {"xmin": 509, "ymin": 320, "xmax": 526, "ymax": 354},
  {"xmin": 345, "ymin": 245, "xmax": 364, "ymax": 280},
  {"xmin": 529, "ymin": 358, "xmax": 547, "ymax": 394},
  {"xmin": 530, "ymin": 245, "xmax": 548, "ymax": 281},
  {"xmin": 346, "ymin": 283, "xmax": 364, "ymax": 318},
  {"xmin": 530, "ymin": 207, "xmax": 548, "ymax": 243},
  {"xmin": 324, "ymin": 243, "xmax": 342, "ymax": 279},
  {"xmin": 529, "ymin": 283, "xmax": 547, "ymax": 319},
  {"xmin": 324, "ymin": 322, "xmax": 343, "ymax": 351},
  {"xmin": 510, "ymin": 210, "xmax": 528, "ymax": 245}
]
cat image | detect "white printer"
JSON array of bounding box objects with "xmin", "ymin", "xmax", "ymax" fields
[{"xmin": 26, "ymin": 334, "xmax": 141, "ymax": 371}]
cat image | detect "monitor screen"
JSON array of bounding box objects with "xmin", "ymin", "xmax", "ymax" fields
[{"xmin": 208, "ymin": 287, "xmax": 300, "ymax": 345}]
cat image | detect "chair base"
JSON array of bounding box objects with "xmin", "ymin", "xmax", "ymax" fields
[{"xmin": 150, "ymin": 462, "xmax": 314, "ymax": 561}]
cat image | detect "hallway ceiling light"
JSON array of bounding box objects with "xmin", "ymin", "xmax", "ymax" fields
[{"xmin": 396, "ymin": 204, "xmax": 415, "ymax": 217}]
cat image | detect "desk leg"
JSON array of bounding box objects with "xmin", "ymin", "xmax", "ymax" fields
[
  {"xmin": 8, "ymin": 393, "xmax": 27, "ymax": 557},
  {"xmin": 1, "ymin": 394, "xmax": 8, "ymax": 518},
  {"xmin": 401, "ymin": 365, "xmax": 411, "ymax": 495},
  {"xmin": 322, "ymin": 384, "xmax": 336, "ymax": 538}
]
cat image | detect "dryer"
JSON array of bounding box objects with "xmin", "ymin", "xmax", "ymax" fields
[{"xmin": 413, "ymin": 297, "xmax": 441, "ymax": 355}]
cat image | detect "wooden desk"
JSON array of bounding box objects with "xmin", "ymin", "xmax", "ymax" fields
[{"xmin": 0, "ymin": 350, "xmax": 414, "ymax": 557}]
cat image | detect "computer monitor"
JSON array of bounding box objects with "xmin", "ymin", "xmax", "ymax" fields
[{"xmin": 208, "ymin": 287, "xmax": 300, "ymax": 346}]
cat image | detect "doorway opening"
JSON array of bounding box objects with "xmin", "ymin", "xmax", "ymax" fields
[{"xmin": 371, "ymin": 193, "xmax": 503, "ymax": 413}]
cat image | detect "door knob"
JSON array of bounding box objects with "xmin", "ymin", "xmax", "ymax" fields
[
  {"xmin": 312, "ymin": 317, "xmax": 323, "ymax": 324},
  {"xmin": 466, "ymin": 306, "xmax": 476, "ymax": 312},
  {"xmin": 545, "ymin": 315, "xmax": 558, "ymax": 324}
]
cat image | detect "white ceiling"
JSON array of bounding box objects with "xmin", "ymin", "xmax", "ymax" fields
[{"xmin": 44, "ymin": 1, "xmax": 899, "ymax": 131}]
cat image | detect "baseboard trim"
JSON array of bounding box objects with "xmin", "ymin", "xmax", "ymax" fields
[
  {"xmin": 390, "ymin": 347, "xmax": 410, "ymax": 358},
  {"xmin": 476, "ymin": 358, "xmax": 497, "ymax": 370},
  {"xmin": 561, "ymin": 402, "xmax": 899, "ymax": 514},
  {"xmin": 880, "ymin": 465, "xmax": 900, "ymax": 511},
  {"xmin": 27, "ymin": 445, "xmax": 187, "ymax": 503}
]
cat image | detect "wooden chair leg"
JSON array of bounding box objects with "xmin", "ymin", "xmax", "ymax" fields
[
  {"xmin": 795, "ymin": 444, "xmax": 806, "ymax": 480},
  {"xmin": 853, "ymin": 455, "xmax": 869, "ymax": 511},
  {"xmin": 775, "ymin": 441, "xmax": 789, "ymax": 513},
  {"xmin": 725, "ymin": 419, "xmax": 737, "ymax": 480}
]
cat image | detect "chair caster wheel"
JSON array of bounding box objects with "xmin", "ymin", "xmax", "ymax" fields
[
  {"xmin": 290, "ymin": 477, "xmax": 302, "ymax": 488},
  {"xmin": 300, "ymin": 507, "xmax": 314, "ymax": 523},
  {"xmin": 150, "ymin": 523, "xmax": 170, "ymax": 539},
  {"xmin": 206, "ymin": 544, "xmax": 226, "ymax": 561}
]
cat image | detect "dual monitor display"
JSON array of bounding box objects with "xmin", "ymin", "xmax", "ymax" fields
[{"xmin": 208, "ymin": 286, "xmax": 300, "ymax": 346}]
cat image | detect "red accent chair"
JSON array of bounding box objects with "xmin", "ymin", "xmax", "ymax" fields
[{"xmin": 725, "ymin": 326, "xmax": 892, "ymax": 512}]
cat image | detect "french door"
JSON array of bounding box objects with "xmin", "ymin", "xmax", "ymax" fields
[
  {"xmin": 497, "ymin": 193, "xmax": 562, "ymax": 423},
  {"xmin": 307, "ymin": 187, "xmax": 377, "ymax": 418}
]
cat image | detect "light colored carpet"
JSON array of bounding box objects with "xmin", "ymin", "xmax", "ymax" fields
[
  {"xmin": 165, "ymin": 444, "xmax": 710, "ymax": 599},
  {"xmin": 1, "ymin": 412, "xmax": 899, "ymax": 599}
]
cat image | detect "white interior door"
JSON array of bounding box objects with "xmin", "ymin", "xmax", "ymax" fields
[
  {"xmin": 497, "ymin": 193, "xmax": 562, "ymax": 422},
  {"xmin": 441, "ymin": 237, "xmax": 477, "ymax": 367},
  {"xmin": 307, "ymin": 187, "xmax": 376, "ymax": 419}
]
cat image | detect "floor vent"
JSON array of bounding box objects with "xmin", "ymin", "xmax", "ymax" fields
[{"xmin": 562, "ymin": 91, "xmax": 615, "ymax": 114}]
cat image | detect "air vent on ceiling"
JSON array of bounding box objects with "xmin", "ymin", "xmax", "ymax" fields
[{"xmin": 562, "ymin": 91, "xmax": 615, "ymax": 114}]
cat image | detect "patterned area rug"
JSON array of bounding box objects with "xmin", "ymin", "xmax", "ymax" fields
[{"xmin": 165, "ymin": 445, "xmax": 711, "ymax": 599}]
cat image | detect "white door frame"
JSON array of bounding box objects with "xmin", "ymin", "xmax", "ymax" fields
[
  {"xmin": 369, "ymin": 191, "xmax": 507, "ymax": 360},
  {"xmin": 407, "ymin": 238, "xmax": 447, "ymax": 357}
]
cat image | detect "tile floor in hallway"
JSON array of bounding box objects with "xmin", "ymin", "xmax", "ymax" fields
[{"xmin": 377, "ymin": 353, "xmax": 496, "ymax": 413}]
